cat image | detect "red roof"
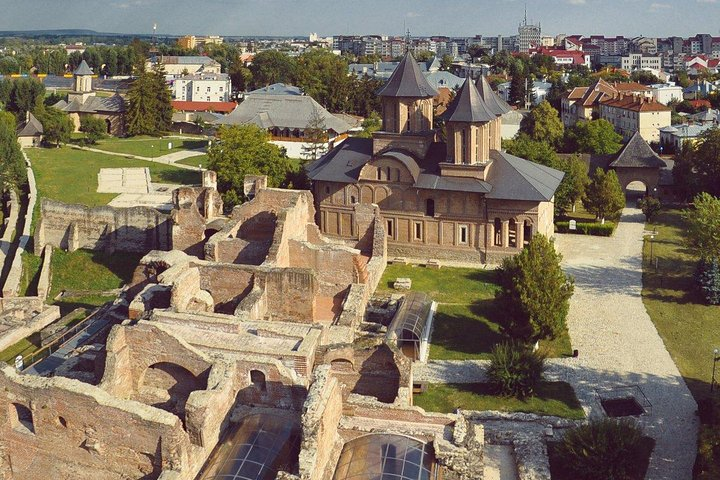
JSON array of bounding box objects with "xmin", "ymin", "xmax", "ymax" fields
[
  {"xmin": 172, "ymin": 100, "xmax": 236, "ymax": 113},
  {"xmin": 531, "ymin": 47, "xmax": 588, "ymax": 65}
]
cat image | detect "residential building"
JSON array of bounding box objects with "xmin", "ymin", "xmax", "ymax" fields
[
  {"xmin": 683, "ymin": 80, "xmax": 720, "ymax": 99},
  {"xmin": 177, "ymin": 35, "xmax": 224, "ymax": 50},
  {"xmin": 53, "ymin": 60, "xmax": 127, "ymax": 136},
  {"xmin": 214, "ymin": 91, "xmax": 352, "ymax": 158},
  {"xmin": 307, "ymin": 52, "xmax": 563, "ymax": 264},
  {"xmin": 561, "ymin": 79, "xmax": 650, "ymax": 127},
  {"xmin": 145, "ymin": 55, "xmax": 222, "ymax": 76},
  {"xmin": 620, "ymin": 54, "xmax": 662, "ymax": 72},
  {"xmin": 660, "ymin": 123, "xmax": 717, "ymax": 151},
  {"xmin": 530, "ymin": 47, "xmax": 591, "ymax": 68},
  {"xmin": 171, "ymin": 73, "xmax": 231, "ymax": 102},
  {"xmin": 649, "ymin": 83, "xmax": 684, "ymax": 105},
  {"xmin": 599, "ymin": 95, "xmax": 671, "ymax": 143}
]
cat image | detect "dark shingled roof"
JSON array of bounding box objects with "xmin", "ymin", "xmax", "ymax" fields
[
  {"xmin": 486, "ymin": 150, "xmax": 565, "ymax": 201},
  {"xmin": 376, "ymin": 52, "xmax": 438, "ymax": 99},
  {"xmin": 441, "ymin": 78, "xmax": 496, "ymax": 123},
  {"xmin": 475, "ymin": 75, "xmax": 511, "ymax": 116},
  {"xmin": 305, "ymin": 137, "xmax": 373, "ymax": 183},
  {"xmin": 74, "ymin": 60, "xmax": 94, "ymax": 76},
  {"xmin": 16, "ymin": 112, "xmax": 43, "ymax": 137},
  {"xmin": 610, "ymin": 132, "xmax": 666, "ymax": 169}
]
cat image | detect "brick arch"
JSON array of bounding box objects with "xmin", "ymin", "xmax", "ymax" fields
[
  {"xmin": 135, "ymin": 353, "xmax": 211, "ymax": 391},
  {"xmin": 360, "ymin": 185, "xmax": 374, "ymax": 204},
  {"xmin": 374, "ymin": 186, "xmax": 390, "ymax": 206},
  {"xmin": 346, "ymin": 184, "xmax": 359, "ymax": 204}
]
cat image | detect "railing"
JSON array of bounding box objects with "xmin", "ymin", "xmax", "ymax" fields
[{"xmin": 21, "ymin": 305, "xmax": 107, "ymax": 370}]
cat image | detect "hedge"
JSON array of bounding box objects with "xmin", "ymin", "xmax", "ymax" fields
[{"xmin": 555, "ymin": 221, "xmax": 616, "ymax": 236}]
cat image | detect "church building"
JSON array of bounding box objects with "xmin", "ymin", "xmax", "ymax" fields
[{"xmin": 307, "ymin": 52, "xmax": 564, "ymax": 264}]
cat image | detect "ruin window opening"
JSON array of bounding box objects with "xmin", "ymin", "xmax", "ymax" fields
[
  {"xmin": 10, "ymin": 403, "xmax": 34, "ymax": 435},
  {"xmin": 250, "ymin": 370, "xmax": 267, "ymax": 392}
]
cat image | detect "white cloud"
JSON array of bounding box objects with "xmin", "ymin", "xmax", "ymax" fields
[
  {"xmin": 566, "ymin": 0, "xmax": 587, "ymax": 4},
  {"xmin": 649, "ymin": 2, "xmax": 672, "ymax": 9}
]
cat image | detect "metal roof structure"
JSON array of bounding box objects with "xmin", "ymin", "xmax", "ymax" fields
[
  {"xmin": 475, "ymin": 75, "xmax": 512, "ymax": 116},
  {"xmin": 332, "ymin": 434, "xmax": 437, "ymax": 480},
  {"xmin": 198, "ymin": 413, "xmax": 300, "ymax": 480},
  {"xmin": 73, "ymin": 60, "xmax": 94, "ymax": 76},
  {"xmin": 441, "ymin": 78, "xmax": 496, "ymax": 123},
  {"xmin": 376, "ymin": 52, "xmax": 438, "ymax": 99}
]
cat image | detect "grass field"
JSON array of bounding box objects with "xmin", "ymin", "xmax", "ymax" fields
[
  {"xmin": 377, "ymin": 264, "xmax": 572, "ymax": 359},
  {"xmin": 92, "ymin": 136, "xmax": 207, "ymax": 158},
  {"xmin": 177, "ymin": 154, "xmax": 208, "ymax": 169},
  {"xmin": 26, "ymin": 146, "xmax": 200, "ymax": 207},
  {"xmin": 641, "ymin": 209, "xmax": 720, "ymax": 401},
  {"xmin": 414, "ymin": 382, "xmax": 584, "ymax": 419}
]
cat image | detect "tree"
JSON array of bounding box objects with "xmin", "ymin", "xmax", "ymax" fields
[
  {"xmin": 503, "ymin": 133, "xmax": 558, "ymax": 167},
  {"xmin": 5, "ymin": 77, "xmax": 45, "ymax": 117},
  {"xmin": 207, "ymin": 125, "xmax": 294, "ymax": 209},
  {"xmin": 638, "ymin": 196, "xmax": 661, "ymax": 223},
  {"xmin": 566, "ymin": 119, "xmax": 623, "ymax": 155},
  {"xmin": 519, "ymin": 100, "xmax": 564, "ymax": 147},
  {"xmin": 294, "ymin": 49, "xmax": 350, "ymax": 112},
  {"xmin": 695, "ymin": 258, "xmax": 720, "ymax": 305},
  {"xmin": 683, "ymin": 192, "xmax": 720, "ymax": 260},
  {"xmin": 630, "ymin": 70, "xmax": 659, "ymax": 85},
  {"xmin": 486, "ymin": 342, "xmax": 545, "ymax": 399},
  {"xmin": 554, "ymin": 154, "xmax": 590, "ymax": 215},
  {"xmin": 126, "ymin": 66, "xmax": 171, "ymax": 136},
  {"xmin": 301, "ymin": 107, "xmax": 327, "ymax": 162},
  {"xmin": 80, "ymin": 116, "xmax": 107, "ymax": 144},
  {"xmin": 509, "ymin": 62, "xmax": 528, "ymax": 107},
  {"xmin": 440, "ymin": 54, "xmax": 454, "ymax": 71},
  {"xmin": 673, "ymin": 128, "xmax": 720, "ymax": 199},
  {"xmin": 357, "ymin": 111, "xmax": 381, "ymax": 138},
  {"xmin": 495, "ymin": 234, "xmax": 574, "ymax": 343},
  {"xmin": 36, "ymin": 107, "xmax": 73, "ymax": 147},
  {"xmin": 249, "ymin": 50, "xmax": 296, "ymax": 88},
  {"xmin": 0, "ymin": 113, "xmax": 26, "ymax": 191},
  {"xmin": 583, "ymin": 168, "xmax": 625, "ymax": 222}
]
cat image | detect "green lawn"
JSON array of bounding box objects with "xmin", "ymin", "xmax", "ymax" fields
[
  {"xmin": 19, "ymin": 252, "xmax": 42, "ymax": 296},
  {"xmin": 92, "ymin": 136, "xmax": 208, "ymax": 158},
  {"xmin": 641, "ymin": 209, "xmax": 720, "ymax": 401},
  {"xmin": 414, "ymin": 382, "xmax": 585, "ymax": 419},
  {"xmin": 377, "ymin": 264, "xmax": 572, "ymax": 359},
  {"xmin": 27, "ymin": 146, "xmax": 200, "ymax": 207},
  {"xmin": 48, "ymin": 249, "xmax": 142, "ymax": 314},
  {"xmin": 177, "ymin": 154, "xmax": 208, "ymax": 169}
]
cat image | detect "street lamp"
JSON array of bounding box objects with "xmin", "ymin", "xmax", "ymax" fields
[
  {"xmin": 649, "ymin": 234, "xmax": 655, "ymax": 265},
  {"xmin": 712, "ymin": 348, "xmax": 720, "ymax": 392}
]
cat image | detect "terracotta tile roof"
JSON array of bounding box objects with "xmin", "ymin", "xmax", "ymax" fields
[
  {"xmin": 567, "ymin": 87, "xmax": 588, "ymax": 100},
  {"xmin": 172, "ymin": 100, "xmax": 237, "ymax": 113},
  {"xmin": 600, "ymin": 95, "xmax": 671, "ymax": 113},
  {"xmin": 614, "ymin": 82, "xmax": 650, "ymax": 92}
]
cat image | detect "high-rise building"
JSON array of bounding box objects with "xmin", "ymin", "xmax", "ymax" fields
[{"xmin": 517, "ymin": 10, "xmax": 541, "ymax": 53}]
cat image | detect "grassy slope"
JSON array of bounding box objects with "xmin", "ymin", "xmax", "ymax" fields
[
  {"xmin": 377, "ymin": 264, "xmax": 572, "ymax": 359},
  {"xmin": 414, "ymin": 382, "xmax": 585, "ymax": 419},
  {"xmin": 641, "ymin": 209, "xmax": 720, "ymax": 401},
  {"xmin": 27, "ymin": 146, "xmax": 200, "ymax": 207}
]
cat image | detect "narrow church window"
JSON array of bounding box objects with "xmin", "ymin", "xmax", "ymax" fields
[
  {"xmin": 386, "ymin": 219, "xmax": 395, "ymax": 238},
  {"xmin": 509, "ymin": 219, "xmax": 518, "ymax": 248},
  {"xmin": 377, "ymin": 168, "xmax": 382, "ymax": 180},
  {"xmin": 460, "ymin": 129, "xmax": 467, "ymax": 164},
  {"xmin": 459, "ymin": 225, "xmax": 469, "ymax": 245},
  {"xmin": 386, "ymin": 167, "xmax": 391, "ymax": 180},
  {"xmin": 414, "ymin": 222, "xmax": 423, "ymax": 241},
  {"xmin": 425, "ymin": 199, "xmax": 435, "ymax": 217},
  {"xmin": 351, "ymin": 196, "xmax": 356, "ymax": 204},
  {"xmin": 494, "ymin": 218, "xmax": 502, "ymax": 246}
]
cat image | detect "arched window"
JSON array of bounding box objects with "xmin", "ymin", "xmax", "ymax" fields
[
  {"xmin": 523, "ymin": 220, "xmax": 533, "ymax": 246},
  {"xmin": 250, "ymin": 370, "xmax": 267, "ymax": 392},
  {"xmin": 425, "ymin": 199, "xmax": 435, "ymax": 217},
  {"xmin": 494, "ymin": 218, "xmax": 502, "ymax": 246},
  {"xmin": 509, "ymin": 219, "xmax": 517, "ymax": 248}
]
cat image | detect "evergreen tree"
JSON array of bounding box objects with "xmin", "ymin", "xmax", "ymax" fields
[
  {"xmin": 583, "ymin": 168, "xmax": 625, "ymax": 222},
  {"xmin": 683, "ymin": 192, "xmax": 720, "ymax": 260},
  {"xmin": 301, "ymin": 107, "xmax": 328, "ymax": 162},
  {"xmin": 509, "ymin": 62, "xmax": 527, "ymax": 107},
  {"xmin": 0, "ymin": 113, "xmax": 26, "ymax": 191},
  {"xmin": 495, "ymin": 234, "xmax": 574, "ymax": 343},
  {"xmin": 638, "ymin": 196, "xmax": 662, "ymax": 223},
  {"xmin": 126, "ymin": 65, "xmax": 172, "ymax": 136},
  {"xmin": 695, "ymin": 258, "xmax": 720, "ymax": 305}
]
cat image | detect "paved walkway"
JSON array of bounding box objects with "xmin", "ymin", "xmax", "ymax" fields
[
  {"xmin": 415, "ymin": 206, "xmax": 698, "ymax": 480},
  {"xmin": 69, "ymin": 144, "xmax": 203, "ymax": 170}
]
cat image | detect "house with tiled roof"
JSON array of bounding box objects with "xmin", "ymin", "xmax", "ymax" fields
[
  {"xmin": 16, "ymin": 112, "xmax": 43, "ymax": 148},
  {"xmin": 599, "ymin": 94, "xmax": 671, "ymax": 143},
  {"xmin": 307, "ymin": 52, "xmax": 563, "ymax": 264},
  {"xmin": 561, "ymin": 78, "xmax": 618, "ymax": 126},
  {"xmin": 52, "ymin": 61, "xmax": 127, "ymax": 136}
]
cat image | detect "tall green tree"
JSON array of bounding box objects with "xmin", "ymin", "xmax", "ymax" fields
[
  {"xmin": 357, "ymin": 111, "xmax": 382, "ymax": 138},
  {"xmin": 0, "ymin": 113, "xmax": 26, "ymax": 190},
  {"xmin": 503, "ymin": 133, "xmax": 558, "ymax": 167},
  {"xmin": 509, "ymin": 62, "xmax": 528, "ymax": 107},
  {"xmin": 495, "ymin": 234, "xmax": 574, "ymax": 343},
  {"xmin": 126, "ymin": 66, "xmax": 171, "ymax": 136},
  {"xmin": 683, "ymin": 192, "xmax": 720, "ymax": 260},
  {"xmin": 566, "ymin": 119, "xmax": 623, "ymax": 155},
  {"xmin": 554, "ymin": 154, "xmax": 590, "ymax": 215},
  {"xmin": 301, "ymin": 107, "xmax": 327, "ymax": 162},
  {"xmin": 249, "ymin": 50, "xmax": 297, "ymax": 88},
  {"xmin": 36, "ymin": 107, "xmax": 73, "ymax": 147},
  {"xmin": 520, "ymin": 100, "xmax": 564, "ymax": 147},
  {"xmin": 80, "ymin": 116, "xmax": 107, "ymax": 144},
  {"xmin": 294, "ymin": 49, "xmax": 350, "ymax": 112},
  {"xmin": 583, "ymin": 168, "xmax": 625, "ymax": 222},
  {"xmin": 673, "ymin": 128, "xmax": 720, "ymax": 199},
  {"xmin": 207, "ymin": 125, "xmax": 294, "ymax": 209}
]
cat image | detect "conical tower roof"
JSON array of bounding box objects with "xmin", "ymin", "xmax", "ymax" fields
[
  {"xmin": 441, "ymin": 78, "xmax": 496, "ymax": 123},
  {"xmin": 475, "ymin": 75, "xmax": 511, "ymax": 116},
  {"xmin": 376, "ymin": 52, "xmax": 438, "ymax": 98},
  {"xmin": 74, "ymin": 60, "xmax": 94, "ymax": 76}
]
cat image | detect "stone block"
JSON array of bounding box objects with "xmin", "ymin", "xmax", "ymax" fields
[
  {"xmin": 393, "ymin": 278, "xmax": 412, "ymax": 290},
  {"xmin": 426, "ymin": 259, "xmax": 442, "ymax": 269}
]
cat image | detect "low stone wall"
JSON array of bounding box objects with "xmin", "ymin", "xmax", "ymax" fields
[
  {"xmin": 36, "ymin": 245, "xmax": 53, "ymax": 300},
  {"xmin": 0, "ymin": 189, "xmax": 20, "ymax": 295},
  {"xmin": 35, "ymin": 199, "xmax": 172, "ymax": 254},
  {"xmin": 0, "ymin": 305, "xmax": 61, "ymax": 353}
]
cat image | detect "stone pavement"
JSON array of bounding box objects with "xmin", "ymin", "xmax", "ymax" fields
[{"xmin": 415, "ymin": 206, "xmax": 698, "ymax": 480}]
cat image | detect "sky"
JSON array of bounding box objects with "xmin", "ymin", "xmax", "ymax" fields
[{"xmin": 1, "ymin": 0, "xmax": 719, "ymax": 38}]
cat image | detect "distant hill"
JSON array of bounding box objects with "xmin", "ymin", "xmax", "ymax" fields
[{"xmin": 0, "ymin": 29, "xmax": 158, "ymax": 38}]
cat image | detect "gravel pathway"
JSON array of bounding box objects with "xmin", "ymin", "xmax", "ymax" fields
[{"xmin": 414, "ymin": 206, "xmax": 698, "ymax": 480}]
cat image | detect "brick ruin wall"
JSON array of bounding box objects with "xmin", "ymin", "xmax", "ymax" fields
[
  {"xmin": 35, "ymin": 199, "xmax": 171, "ymax": 254},
  {"xmin": 0, "ymin": 365, "xmax": 191, "ymax": 480}
]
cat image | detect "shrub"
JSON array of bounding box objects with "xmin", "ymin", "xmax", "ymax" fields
[
  {"xmin": 486, "ymin": 342, "xmax": 545, "ymax": 399},
  {"xmin": 556, "ymin": 221, "xmax": 615, "ymax": 236},
  {"xmin": 638, "ymin": 196, "xmax": 661, "ymax": 222},
  {"xmin": 554, "ymin": 418, "xmax": 649, "ymax": 480},
  {"xmin": 694, "ymin": 396, "xmax": 720, "ymax": 480},
  {"xmin": 695, "ymin": 258, "xmax": 720, "ymax": 305}
]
